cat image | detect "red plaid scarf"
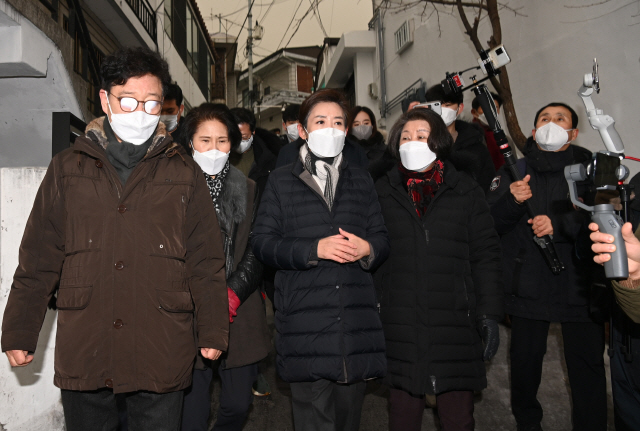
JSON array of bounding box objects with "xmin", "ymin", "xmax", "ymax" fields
[{"xmin": 398, "ymin": 160, "xmax": 444, "ymax": 217}]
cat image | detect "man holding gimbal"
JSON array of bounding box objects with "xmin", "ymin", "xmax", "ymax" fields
[{"xmin": 487, "ymin": 103, "xmax": 607, "ymax": 431}]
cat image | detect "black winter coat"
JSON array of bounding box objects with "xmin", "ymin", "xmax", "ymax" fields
[
  {"xmin": 251, "ymin": 157, "xmax": 390, "ymax": 383},
  {"xmin": 372, "ymin": 155, "xmax": 502, "ymax": 396},
  {"xmin": 275, "ymin": 137, "xmax": 369, "ymax": 169},
  {"xmin": 350, "ymin": 131, "xmax": 386, "ymax": 167},
  {"xmin": 449, "ymin": 120, "xmax": 495, "ymax": 194},
  {"xmin": 487, "ymin": 139, "xmax": 594, "ymax": 322},
  {"xmin": 247, "ymin": 128, "xmax": 281, "ymax": 200}
]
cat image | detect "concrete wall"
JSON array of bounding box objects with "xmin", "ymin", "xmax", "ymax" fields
[
  {"xmin": 0, "ymin": 0, "xmax": 83, "ymax": 169},
  {"xmin": 373, "ymin": 0, "xmax": 640, "ymax": 174},
  {"xmin": 0, "ymin": 168, "xmax": 64, "ymax": 431}
]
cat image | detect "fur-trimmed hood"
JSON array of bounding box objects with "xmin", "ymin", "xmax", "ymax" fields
[{"xmin": 85, "ymin": 116, "xmax": 169, "ymax": 155}]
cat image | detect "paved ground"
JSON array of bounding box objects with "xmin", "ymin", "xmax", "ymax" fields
[{"xmin": 208, "ymin": 303, "xmax": 615, "ymax": 430}]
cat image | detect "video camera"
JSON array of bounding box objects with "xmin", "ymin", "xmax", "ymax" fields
[
  {"xmin": 441, "ymin": 45, "xmax": 511, "ymax": 96},
  {"xmin": 435, "ymin": 47, "xmax": 566, "ymax": 274}
]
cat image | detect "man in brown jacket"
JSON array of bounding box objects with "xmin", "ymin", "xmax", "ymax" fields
[{"xmin": 1, "ymin": 47, "xmax": 229, "ymax": 431}]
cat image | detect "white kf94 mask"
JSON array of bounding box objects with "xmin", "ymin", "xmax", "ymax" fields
[
  {"xmin": 535, "ymin": 122, "xmax": 574, "ymax": 151},
  {"xmin": 399, "ymin": 141, "xmax": 437, "ymax": 172},
  {"xmin": 192, "ymin": 145, "xmax": 230, "ymax": 176},
  {"xmin": 305, "ymin": 127, "xmax": 346, "ymax": 158}
]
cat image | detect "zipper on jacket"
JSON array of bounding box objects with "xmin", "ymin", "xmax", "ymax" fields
[{"xmin": 425, "ymin": 229, "xmax": 429, "ymax": 245}]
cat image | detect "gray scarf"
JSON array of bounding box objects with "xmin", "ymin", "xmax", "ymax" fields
[{"xmin": 300, "ymin": 144, "xmax": 342, "ymax": 210}]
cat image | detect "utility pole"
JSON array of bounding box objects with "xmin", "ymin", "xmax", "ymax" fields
[{"xmin": 247, "ymin": 0, "xmax": 254, "ymax": 108}]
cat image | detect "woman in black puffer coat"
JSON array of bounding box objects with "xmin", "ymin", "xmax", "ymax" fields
[
  {"xmin": 372, "ymin": 108, "xmax": 502, "ymax": 431},
  {"xmin": 252, "ymin": 89, "xmax": 389, "ymax": 431}
]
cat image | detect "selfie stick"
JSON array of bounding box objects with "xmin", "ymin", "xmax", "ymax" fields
[{"xmin": 471, "ymin": 82, "xmax": 566, "ymax": 275}]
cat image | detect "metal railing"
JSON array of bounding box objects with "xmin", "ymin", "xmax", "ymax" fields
[
  {"xmin": 385, "ymin": 79, "xmax": 424, "ymax": 114},
  {"xmin": 125, "ymin": 0, "xmax": 157, "ymax": 41}
]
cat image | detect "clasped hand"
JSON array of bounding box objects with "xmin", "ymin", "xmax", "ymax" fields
[{"xmin": 317, "ymin": 228, "xmax": 370, "ymax": 264}]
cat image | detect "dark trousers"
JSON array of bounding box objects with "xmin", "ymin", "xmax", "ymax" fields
[
  {"xmin": 61, "ymin": 389, "xmax": 183, "ymax": 431},
  {"xmin": 289, "ymin": 379, "xmax": 366, "ymax": 431},
  {"xmin": 181, "ymin": 363, "xmax": 258, "ymax": 431},
  {"xmin": 611, "ymin": 308, "xmax": 640, "ymax": 431},
  {"xmin": 388, "ymin": 388, "xmax": 474, "ymax": 431},
  {"xmin": 509, "ymin": 316, "xmax": 607, "ymax": 431}
]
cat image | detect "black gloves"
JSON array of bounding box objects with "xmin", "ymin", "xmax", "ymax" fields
[{"xmin": 477, "ymin": 318, "xmax": 500, "ymax": 361}]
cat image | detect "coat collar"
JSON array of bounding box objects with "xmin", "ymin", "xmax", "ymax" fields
[{"xmin": 84, "ymin": 116, "xmax": 171, "ymax": 158}]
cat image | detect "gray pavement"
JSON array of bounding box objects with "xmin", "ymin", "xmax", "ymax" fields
[{"xmin": 208, "ymin": 304, "xmax": 615, "ymax": 430}]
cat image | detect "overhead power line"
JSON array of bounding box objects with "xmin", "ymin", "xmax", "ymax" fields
[{"xmin": 277, "ymin": 0, "xmax": 305, "ymax": 50}]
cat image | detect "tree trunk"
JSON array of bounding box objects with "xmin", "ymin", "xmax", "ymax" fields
[{"xmin": 456, "ymin": 0, "xmax": 528, "ymax": 151}]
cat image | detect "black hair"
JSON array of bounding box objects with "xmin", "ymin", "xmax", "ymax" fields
[
  {"xmin": 387, "ymin": 108, "xmax": 453, "ymax": 161},
  {"xmin": 282, "ymin": 104, "xmax": 301, "ymax": 123},
  {"xmin": 299, "ymin": 89, "xmax": 350, "ymax": 129},
  {"xmin": 100, "ymin": 47, "xmax": 172, "ymax": 97},
  {"xmin": 180, "ymin": 103, "xmax": 242, "ymax": 152},
  {"xmin": 471, "ymin": 91, "xmax": 503, "ymax": 111},
  {"xmin": 347, "ymin": 106, "xmax": 378, "ymax": 136},
  {"xmin": 165, "ymin": 83, "xmax": 183, "ymax": 106},
  {"xmin": 534, "ymin": 103, "xmax": 579, "ymax": 129},
  {"xmin": 229, "ymin": 107, "xmax": 257, "ymax": 132},
  {"xmin": 425, "ymin": 84, "xmax": 463, "ymax": 106}
]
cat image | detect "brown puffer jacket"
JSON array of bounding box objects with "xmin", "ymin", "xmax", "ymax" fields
[{"xmin": 1, "ymin": 118, "xmax": 229, "ymax": 394}]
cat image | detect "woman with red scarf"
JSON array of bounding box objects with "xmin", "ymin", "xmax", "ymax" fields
[{"xmin": 371, "ymin": 108, "xmax": 503, "ymax": 431}]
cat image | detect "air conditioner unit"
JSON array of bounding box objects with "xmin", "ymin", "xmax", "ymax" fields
[
  {"xmin": 368, "ymin": 82, "xmax": 379, "ymax": 100},
  {"xmin": 394, "ymin": 19, "xmax": 414, "ymax": 54}
]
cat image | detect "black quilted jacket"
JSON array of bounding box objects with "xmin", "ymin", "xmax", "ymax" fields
[
  {"xmin": 251, "ymin": 156, "xmax": 390, "ymax": 383},
  {"xmin": 372, "ymin": 155, "xmax": 502, "ymax": 396}
]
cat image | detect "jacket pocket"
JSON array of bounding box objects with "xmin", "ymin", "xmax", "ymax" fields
[
  {"xmin": 157, "ymin": 290, "xmax": 194, "ymax": 313},
  {"xmin": 56, "ymin": 285, "xmax": 93, "ymax": 310}
]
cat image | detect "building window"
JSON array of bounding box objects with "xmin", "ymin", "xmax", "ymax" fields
[
  {"xmin": 186, "ymin": 5, "xmax": 198, "ymax": 81},
  {"xmin": 394, "ymin": 19, "xmax": 414, "ymax": 54},
  {"xmin": 164, "ymin": 0, "xmax": 172, "ymax": 39},
  {"xmin": 264, "ymin": 86, "xmax": 270, "ymax": 96},
  {"xmin": 73, "ymin": 31, "xmax": 84, "ymax": 75}
]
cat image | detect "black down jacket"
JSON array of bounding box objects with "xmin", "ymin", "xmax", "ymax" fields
[
  {"xmin": 487, "ymin": 139, "xmax": 594, "ymax": 322},
  {"xmin": 372, "ymin": 155, "xmax": 502, "ymax": 396},
  {"xmin": 251, "ymin": 157, "xmax": 390, "ymax": 383},
  {"xmin": 449, "ymin": 120, "xmax": 496, "ymax": 194}
]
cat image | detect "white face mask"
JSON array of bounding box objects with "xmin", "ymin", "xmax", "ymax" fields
[
  {"xmin": 286, "ymin": 123, "xmax": 300, "ymax": 142},
  {"xmin": 440, "ymin": 106, "xmax": 458, "ymax": 127},
  {"xmin": 352, "ymin": 124, "xmax": 373, "ymax": 141},
  {"xmin": 535, "ymin": 122, "xmax": 574, "ymax": 152},
  {"xmin": 107, "ymin": 98, "xmax": 160, "ymax": 145},
  {"xmin": 477, "ymin": 113, "xmax": 488, "ymax": 126},
  {"xmin": 236, "ymin": 135, "xmax": 253, "ymax": 153},
  {"xmin": 160, "ymin": 114, "xmax": 178, "ymax": 132},
  {"xmin": 305, "ymin": 127, "xmax": 346, "ymax": 158},
  {"xmin": 192, "ymin": 143, "xmax": 230, "ymax": 176},
  {"xmin": 399, "ymin": 141, "xmax": 437, "ymax": 172}
]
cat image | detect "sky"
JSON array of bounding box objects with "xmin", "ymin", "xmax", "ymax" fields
[{"xmin": 196, "ymin": 0, "xmax": 375, "ymax": 69}]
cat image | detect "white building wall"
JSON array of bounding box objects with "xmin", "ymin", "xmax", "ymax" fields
[
  {"xmin": 353, "ymin": 51, "xmax": 377, "ymax": 115},
  {"xmin": 0, "ymin": 168, "xmax": 63, "ymax": 431},
  {"xmin": 375, "ymin": 1, "xmax": 640, "ymax": 167},
  {"xmin": 261, "ymin": 65, "xmax": 292, "ymax": 94}
]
